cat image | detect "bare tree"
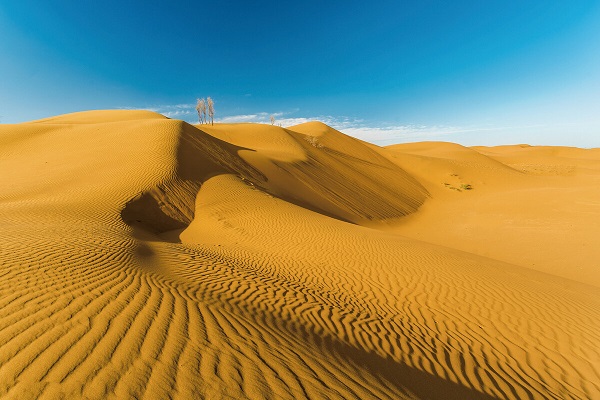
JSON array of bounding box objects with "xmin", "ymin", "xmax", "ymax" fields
[
  {"xmin": 206, "ymin": 97, "xmax": 215, "ymax": 125},
  {"xmin": 195, "ymin": 98, "xmax": 206, "ymax": 124},
  {"xmin": 207, "ymin": 97, "xmax": 215, "ymax": 125},
  {"xmin": 195, "ymin": 98, "xmax": 201, "ymax": 123},
  {"xmin": 270, "ymin": 115, "xmax": 275, "ymax": 125}
]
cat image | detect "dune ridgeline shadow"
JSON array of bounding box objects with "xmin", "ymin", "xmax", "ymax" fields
[
  {"xmin": 121, "ymin": 122, "xmax": 267, "ymax": 240},
  {"xmin": 121, "ymin": 121, "xmax": 430, "ymax": 240}
]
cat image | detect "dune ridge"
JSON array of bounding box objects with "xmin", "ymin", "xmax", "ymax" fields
[
  {"xmin": 0, "ymin": 110, "xmax": 599, "ymax": 399},
  {"xmin": 120, "ymin": 118, "xmax": 428, "ymax": 235}
]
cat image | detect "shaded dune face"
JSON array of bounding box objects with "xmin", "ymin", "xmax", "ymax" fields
[
  {"xmin": 1, "ymin": 110, "xmax": 599, "ymax": 399},
  {"xmin": 121, "ymin": 120, "xmax": 429, "ymax": 234},
  {"xmin": 121, "ymin": 123, "xmax": 267, "ymax": 234}
]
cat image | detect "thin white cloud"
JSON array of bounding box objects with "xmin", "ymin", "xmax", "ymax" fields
[
  {"xmin": 277, "ymin": 117, "xmax": 314, "ymax": 125},
  {"xmin": 220, "ymin": 114, "xmax": 259, "ymax": 123},
  {"xmin": 216, "ymin": 113, "xmax": 355, "ymax": 127},
  {"xmin": 342, "ymin": 124, "xmax": 558, "ymax": 145},
  {"xmin": 118, "ymin": 104, "xmax": 496, "ymax": 145},
  {"xmin": 163, "ymin": 109, "xmax": 194, "ymax": 118},
  {"xmin": 340, "ymin": 125, "xmax": 466, "ymax": 145},
  {"xmin": 114, "ymin": 104, "xmax": 598, "ymax": 146},
  {"xmin": 214, "ymin": 112, "xmax": 462, "ymax": 144},
  {"xmin": 218, "ymin": 111, "xmax": 291, "ymax": 124}
]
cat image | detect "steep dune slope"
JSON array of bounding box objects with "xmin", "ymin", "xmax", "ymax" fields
[
  {"xmin": 0, "ymin": 111, "xmax": 598, "ymax": 399},
  {"xmin": 120, "ymin": 119, "xmax": 428, "ymax": 233},
  {"xmin": 195, "ymin": 121, "xmax": 429, "ymax": 224}
]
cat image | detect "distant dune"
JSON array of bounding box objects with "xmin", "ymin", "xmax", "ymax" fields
[{"xmin": 1, "ymin": 110, "xmax": 598, "ymax": 399}]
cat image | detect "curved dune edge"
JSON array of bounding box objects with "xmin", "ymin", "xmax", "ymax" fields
[
  {"xmin": 120, "ymin": 117, "xmax": 429, "ymax": 233},
  {"xmin": 0, "ymin": 110, "xmax": 599, "ymax": 399}
]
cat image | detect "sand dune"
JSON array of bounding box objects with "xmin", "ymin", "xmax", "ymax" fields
[
  {"xmin": 1, "ymin": 111, "xmax": 599, "ymax": 399},
  {"xmin": 384, "ymin": 141, "xmax": 600, "ymax": 286}
]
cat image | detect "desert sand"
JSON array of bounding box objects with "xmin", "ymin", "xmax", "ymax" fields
[{"xmin": 0, "ymin": 110, "xmax": 598, "ymax": 399}]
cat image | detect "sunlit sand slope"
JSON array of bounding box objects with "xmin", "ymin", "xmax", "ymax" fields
[
  {"xmin": 0, "ymin": 111, "xmax": 598, "ymax": 399},
  {"xmin": 384, "ymin": 141, "xmax": 600, "ymax": 286}
]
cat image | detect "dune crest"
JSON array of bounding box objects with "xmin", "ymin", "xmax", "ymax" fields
[
  {"xmin": 0, "ymin": 111, "xmax": 598, "ymax": 399},
  {"xmin": 121, "ymin": 118, "xmax": 428, "ymax": 234}
]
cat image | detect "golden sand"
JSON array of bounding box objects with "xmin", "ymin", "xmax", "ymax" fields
[{"xmin": 0, "ymin": 111, "xmax": 598, "ymax": 399}]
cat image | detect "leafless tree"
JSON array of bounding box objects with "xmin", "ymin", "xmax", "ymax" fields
[
  {"xmin": 270, "ymin": 115, "xmax": 275, "ymax": 125},
  {"xmin": 207, "ymin": 97, "xmax": 214, "ymax": 125},
  {"xmin": 195, "ymin": 98, "xmax": 206, "ymax": 124}
]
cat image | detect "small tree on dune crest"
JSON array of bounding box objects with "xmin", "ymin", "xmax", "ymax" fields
[
  {"xmin": 207, "ymin": 97, "xmax": 215, "ymax": 125},
  {"xmin": 195, "ymin": 98, "xmax": 206, "ymax": 124}
]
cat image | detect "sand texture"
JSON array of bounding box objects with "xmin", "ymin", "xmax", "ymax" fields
[{"xmin": 1, "ymin": 111, "xmax": 599, "ymax": 399}]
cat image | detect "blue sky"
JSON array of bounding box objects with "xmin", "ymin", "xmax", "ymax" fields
[{"xmin": 1, "ymin": 1, "xmax": 599, "ymax": 147}]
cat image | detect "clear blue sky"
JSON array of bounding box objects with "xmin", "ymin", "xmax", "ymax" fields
[{"xmin": 1, "ymin": 1, "xmax": 599, "ymax": 146}]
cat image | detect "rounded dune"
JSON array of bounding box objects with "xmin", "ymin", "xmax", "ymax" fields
[
  {"xmin": 384, "ymin": 141, "xmax": 600, "ymax": 285},
  {"xmin": 0, "ymin": 111, "xmax": 599, "ymax": 399}
]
